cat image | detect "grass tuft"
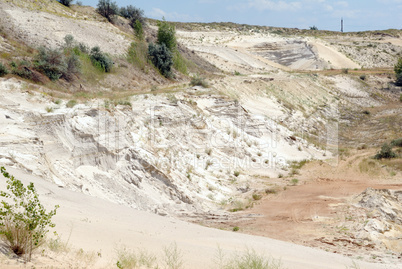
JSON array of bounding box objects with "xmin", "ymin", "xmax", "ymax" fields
[
  {"xmin": 190, "ymin": 75, "xmax": 209, "ymax": 88},
  {"xmin": 163, "ymin": 243, "xmax": 183, "ymax": 269},
  {"xmin": 116, "ymin": 246, "xmax": 157, "ymax": 269},
  {"xmin": 127, "ymin": 41, "xmax": 148, "ymax": 71},
  {"xmin": 66, "ymin": 99, "xmax": 77, "ymax": 108},
  {"xmin": 216, "ymin": 247, "xmax": 284, "ymax": 269}
]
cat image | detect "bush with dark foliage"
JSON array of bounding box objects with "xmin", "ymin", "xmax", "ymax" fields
[
  {"xmin": 34, "ymin": 47, "xmax": 67, "ymax": 81},
  {"xmin": 63, "ymin": 52, "xmax": 81, "ymax": 81},
  {"xmin": 96, "ymin": 0, "xmax": 119, "ymax": 23},
  {"xmin": 148, "ymin": 43, "xmax": 173, "ymax": 78},
  {"xmin": 391, "ymin": 138, "xmax": 402, "ymax": 147},
  {"xmin": 58, "ymin": 0, "xmax": 73, "ymax": 7},
  {"xmin": 89, "ymin": 46, "xmax": 113, "ymax": 72},
  {"xmin": 374, "ymin": 143, "xmax": 397, "ymax": 159},
  {"xmin": 0, "ymin": 63, "xmax": 8, "ymax": 77},
  {"xmin": 120, "ymin": 5, "xmax": 145, "ymax": 26},
  {"xmin": 395, "ymin": 58, "xmax": 402, "ymax": 86}
]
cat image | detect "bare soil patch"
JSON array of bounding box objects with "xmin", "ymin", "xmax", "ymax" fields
[{"xmin": 207, "ymin": 152, "xmax": 402, "ymax": 263}]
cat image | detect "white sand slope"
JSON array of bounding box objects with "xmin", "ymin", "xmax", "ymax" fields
[
  {"xmin": 311, "ymin": 41, "xmax": 361, "ymax": 69},
  {"xmin": 178, "ymin": 29, "xmax": 363, "ymax": 72},
  {"xmin": 0, "ymin": 168, "xmax": 398, "ymax": 269}
]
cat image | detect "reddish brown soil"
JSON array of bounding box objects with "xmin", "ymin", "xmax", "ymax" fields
[
  {"xmin": 208, "ymin": 152, "xmax": 402, "ymax": 261},
  {"xmin": 242, "ymin": 178, "xmax": 401, "ymax": 242}
]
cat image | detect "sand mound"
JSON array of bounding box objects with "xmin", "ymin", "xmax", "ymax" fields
[{"xmin": 0, "ymin": 2, "xmax": 131, "ymax": 54}]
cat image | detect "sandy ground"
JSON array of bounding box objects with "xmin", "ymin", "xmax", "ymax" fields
[
  {"xmin": 177, "ymin": 29, "xmax": 364, "ymax": 73},
  {"xmin": 210, "ymin": 151, "xmax": 402, "ymax": 264},
  {"xmin": 310, "ymin": 40, "xmax": 360, "ymax": 69},
  {"xmin": 0, "ymin": 167, "xmax": 399, "ymax": 269},
  {"xmin": 0, "ymin": 2, "xmax": 132, "ymax": 54}
]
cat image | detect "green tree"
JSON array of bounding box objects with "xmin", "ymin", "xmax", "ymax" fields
[
  {"xmin": 148, "ymin": 43, "xmax": 173, "ymax": 78},
  {"xmin": 0, "ymin": 167, "xmax": 58, "ymax": 261},
  {"xmin": 133, "ymin": 20, "xmax": 144, "ymax": 40},
  {"xmin": 395, "ymin": 58, "xmax": 402, "ymax": 86},
  {"xmin": 96, "ymin": 0, "xmax": 119, "ymax": 23},
  {"xmin": 157, "ymin": 19, "xmax": 176, "ymax": 51},
  {"xmin": 58, "ymin": 0, "xmax": 73, "ymax": 7},
  {"xmin": 120, "ymin": 5, "xmax": 145, "ymax": 26}
]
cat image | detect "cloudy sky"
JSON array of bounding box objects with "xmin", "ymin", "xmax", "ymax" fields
[{"xmin": 81, "ymin": 0, "xmax": 402, "ymax": 32}]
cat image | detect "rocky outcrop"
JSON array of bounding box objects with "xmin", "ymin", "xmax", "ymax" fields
[
  {"xmin": 356, "ymin": 188, "xmax": 402, "ymax": 253},
  {"xmin": 0, "ymin": 78, "xmax": 329, "ymax": 217},
  {"xmin": 358, "ymin": 188, "xmax": 402, "ymax": 225}
]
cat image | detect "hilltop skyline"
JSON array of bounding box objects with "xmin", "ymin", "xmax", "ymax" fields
[{"xmin": 78, "ymin": 1, "xmax": 400, "ymax": 32}]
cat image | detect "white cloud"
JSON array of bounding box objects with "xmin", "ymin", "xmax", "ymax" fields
[
  {"xmin": 149, "ymin": 8, "xmax": 166, "ymax": 19},
  {"xmin": 149, "ymin": 8, "xmax": 203, "ymax": 22},
  {"xmin": 248, "ymin": 0, "xmax": 302, "ymax": 11},
  {"xmin": 335, "ymin": 1, "xmax": 349, "ymax": 7}
]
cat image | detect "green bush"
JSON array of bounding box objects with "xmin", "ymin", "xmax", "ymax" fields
[
  {"xmin": 190, "ymin": 75, "xmax": 208, "ymax": 88},
  {"xmin": 63, "ymin": 52, "xmax": 81, "ymax": 81},
  {"xmin": 90, "ymin": 46, "xmax": 113, "ymax": 72},
  {"xmin": 133, "ymin": 20, "xmax": 144, "ymax": 40},
  {"xmin": 34, "ymin": 47, "xmax": 67, "ymax": 81},
  {"xmin": 395, "ymin": 58, "xmax": 402, "ymax": 86},
  {"xmin": 148, "ymin": 43, "xmax": 173, "ymax": 78},
  {"xmin": 61, "ymin": 35, "xmax": 82, "ymax": 80},
  {"xmin": 0, "ymin": 167, "xmax": 58, "ymax": 261},
  {"xmin": 374, "ymin": 143, "xmax": 397, "ymax": 159},
  {"xmin": 157, "ymin": 19, "xmax": 176, "ymax": 51},
  {"xmin": 0, "ymin": 62, "xmax": 8, "ymax": 77},
  {"xmin": 63, "ymin": 34, "xmax": 75, "ymax": 48},
  {"xmin": 74, "ymin": 41, "xmax": 89, "ymax": 55},
  {"xmin": 309, "ymin": 25, "xmax": 318, "ymax": 30},
  {"xmin": 391, "ymin": 138, "xmax": 402, "ymax": 147},
  {"xmin": 11, "ymin": 61, "xmax": 33, "ymax": 80},
  {"xmin": 96, "ymin": 0, "xmax": 119, "ymax": 23},
  {"xmin": 395, "ymin": 58, "xmax": 402, "ymax": 75},
  {"xmin": 396, "ymin": 73, "xmax": 402, "ymax": 86},
  {"xmin": 58, "ymin": 0, "xmax": 73, "ymax": 7}
]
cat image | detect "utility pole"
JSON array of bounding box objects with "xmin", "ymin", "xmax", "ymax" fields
[{"xmin": 341, "ymin": 18, "xmax": 344, "ymax": 33}]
